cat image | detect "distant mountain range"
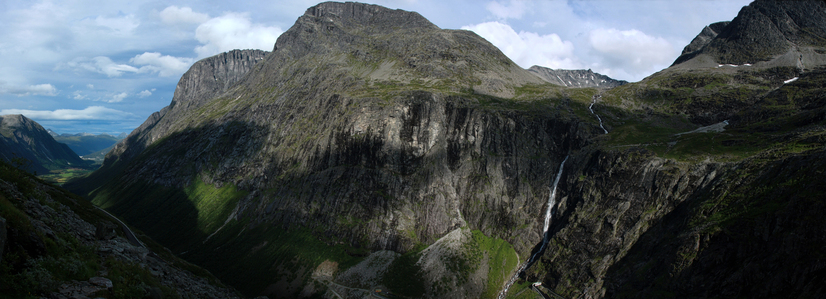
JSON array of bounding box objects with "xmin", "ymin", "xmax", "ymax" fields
[
  {"xmin": 527, "ymin": 66, "xmax": 627, "ymax": 88},
  {"xmin": 48, "ymin": 130, "xmax": 125, "ymax": 157},
  {"xmin": 0, "ymin": 114, "xmax": 93, "ymax": 174}
]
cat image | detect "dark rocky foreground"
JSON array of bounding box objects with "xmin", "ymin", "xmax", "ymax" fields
[{"xmin": 0, "ymin": 161, "xmax": 241, "ymax": 298}]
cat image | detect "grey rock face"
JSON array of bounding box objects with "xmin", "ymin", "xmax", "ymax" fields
[
  {"xmin": 105, "ymin": 49, "xmax": 268, "ymax": 168},
  {"xmin": 95, "ymin": 220, "xmax": 118, "ymax": 240},
  {"xmin": 680, "ymin": 21, "xmax": 730, "ymax": 55},
  {"xmin": 528, "ymin": 66, "xmax": 628, "ymax": 87},
  {"xmin": 673, "ymin": 0, "xmax": 826, "ymax": 66}
]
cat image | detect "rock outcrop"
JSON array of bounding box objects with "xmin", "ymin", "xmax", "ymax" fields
[
  {"xmin": 528, "ymin": 66, "xmax": 627, "ymax": 88},
  {"xmin": 105, "ymin": 49, "xmax": 268, "ymax": 168},
  {"xmin": 680, "ymin": 21, "xmax": 730, "ymax": 56},
  {"xmin": 673, "ymin": 0, "xmax": 826, "ymax": 68},
  {"xmin": 0, "ymin": 114, "xmax": 91, "ymax": 174}
]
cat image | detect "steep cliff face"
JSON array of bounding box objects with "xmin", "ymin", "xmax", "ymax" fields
[
  {"xmin": 0, "ymin": 114, "xmax": 91, "ymax": 174},
  {"xmin": 104, "ymin": 49, "xmax": 268, "ymax": 168},
  {"xmin": 679, "ymin": 21, "xmax": 730, "ymax": 56},
  {"xmin": 527, "ymin": 66, "xmax": 627, "ymax": 88}
]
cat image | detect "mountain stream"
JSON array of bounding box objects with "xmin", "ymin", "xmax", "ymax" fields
[
  {"xmin": 589, "ymin": 94, "xmax": 608, "ymax": 134},
  {"xmin": 498, "ymin": 156, "xmax": 569, "ymax": 299}
]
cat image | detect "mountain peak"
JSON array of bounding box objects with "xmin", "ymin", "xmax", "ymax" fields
[
  {"xmin": 673, "ymin": 0, "xmax": 826, "ymax": 68},
  {"xmin": 679, "ymin": 21, "xmax": 730, "ymax": 56},
  {"xmin": 1, "ymin": 114, "xmax": 90, "ymax": 173},
  {"xmin": 303, "ymin": 2, "xmax": 437, "ymax": 31},
  {"xmin": 527, "ymin": 66, "xmax": 627, "ymax": 88}
]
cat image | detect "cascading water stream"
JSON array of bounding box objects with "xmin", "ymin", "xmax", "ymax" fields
[
  {"xmin": 589, "ymin": 94, "xmax": 608, "ymax": 134},
  {"xmin": 498, "ymin": 155, "xmax": 568, "ymax": 299}
]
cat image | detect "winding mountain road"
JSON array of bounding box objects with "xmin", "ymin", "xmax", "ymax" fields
[{"xmin": 94, "ymin": 206, "xmax": 145, "ymax": 248}]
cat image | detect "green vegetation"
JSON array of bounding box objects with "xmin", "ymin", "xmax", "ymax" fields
[
  {"xmin": 472, "ymin": 230, "xmax": 520, "ymax": 299},
  {"xmin": 596, "ymin": 67, "xmax": 826, "ymax": 163},
  {"xmin": 383, "ymin": 249, "xmax": 427, "ymax": 297},
  {"xmin": 39, "ymin": 168, "xmax": 96, "ymax": 185},
  {"xmin": 105, "ymin": 257, "xmax": 176, "ymax": 298},
  {"xmin": 184, "ymin": 177, "xmax": 246, "ymax": 233},
  {"xmin": 87, "ymin": 173, "xmax": 372, "ymax": 296}
]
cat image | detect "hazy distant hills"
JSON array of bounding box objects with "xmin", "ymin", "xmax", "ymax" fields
[
  {"xmin": 0, "ymin": 114, "xmax": 92, "ymax": 174},
  {"xmin": 51, "ymin": 132, "xmax": 124, "ymax": 157}
]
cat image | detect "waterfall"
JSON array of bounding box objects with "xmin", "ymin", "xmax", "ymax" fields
[
  {"xmin": 589, "ymin": 95, "xmax": 608, "ymax": 134},
  {"xmin": 498, "ymin": 155, "xmax": 569, "ymax": 299},
  {"xmin": 529, "ymin": 155, "xmax": 568, "ymax": 265}
]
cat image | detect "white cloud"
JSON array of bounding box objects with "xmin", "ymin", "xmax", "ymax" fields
[
  {"xmin": 92, "ymin": 14, "xmax": 140, "ymax": 36},
  {"xmin": 65, "ymin": 56, "xmax": 140, "ymax": 77},
  {"xmin": 588, "ymin": 28, "xmax": 677, "ymax": 78},
  {"xmin": 160, "ymin": 6, "xmax": 210, "ymax": 25},
  {"xmin": 137, "ymin": 89, "xmax": 152, "ymax": 98},
  {"xmin": 486, "ymin": 0, "xmax": 529, "ymax": 20},
  {"xmin": 194, "ymin": 12, "xmax": 282, "ymax": 58},
  {"xmin": 0, "ymin": 82, "xmax": 58, "ymax": 96},
  {"xmin": 111, "ymin": 92, "xmax": 128, "ymax": 103},
  {"xmin": 87, "ymin": 84, "xmax": 94, "ymax": 89},
  {"xmin": 72, "ymin": 90, "xmax": 86, "ymax": 100},
  {"xmin": 130, "ymin": 52, "xmax": 195, "ymax": 77},
  {"xmin": 462, "ymin": 22, "xmax": 581, "ymax": 70},
  {"xmin": 0, "ymin": 106, "xmax": 135, "ymax": 120}
]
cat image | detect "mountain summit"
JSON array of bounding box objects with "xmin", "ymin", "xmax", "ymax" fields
[
  {"xmin": 673, "ymin": 0, "xmax": 826, "ymax": 68},
  {"xmin": 70, "ymin": 2, "xmax": 585, "ymax": 296},
  {"xmin": 527, "ymin": 66, "xmax": 627, "ymax": 88}
]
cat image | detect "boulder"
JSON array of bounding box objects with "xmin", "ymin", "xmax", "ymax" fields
[
  {"xmin": 95, "ymin": 221, "xmax": 118, "ymax": 240},
  {"xmin": 88, "ymin": 277, "xmax": 113, "ymax": 289}
]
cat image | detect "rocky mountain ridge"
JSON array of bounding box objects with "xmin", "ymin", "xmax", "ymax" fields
[
  {"xmin": 0, "ymin": 114, "xmax": 92, "ymax": 174},
  {"xmin": 105, "ymin": 49, "xmax": 268, "ymax": 169},
  {"xmin": 673, "ymin": 0, "xmax": 826, "ymax": 69},
  {"xmin": 527, "ymin": 66, "xmax": 627, "ymax": 88},
  {"xmin": 52, "ymin": 133, "xmax": 122, "ymax": 157}
]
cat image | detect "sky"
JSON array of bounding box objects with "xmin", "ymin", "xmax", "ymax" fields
[{"xmin": 0, "ymin": 0, "xmax": 752, "ymax": 135}]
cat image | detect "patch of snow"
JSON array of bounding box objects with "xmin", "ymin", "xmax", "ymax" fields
[
  {"xmin": 675, "ymin": 120, "xmax": 729, "ymax": 136},
  {"xmin": 784, "ymin": 77, "xmax": 799, "ymax": 84}
]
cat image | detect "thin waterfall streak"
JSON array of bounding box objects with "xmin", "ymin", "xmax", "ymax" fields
[
  {"xmin": 590, "ymin": 95, "xmax": 609, "ymax": 134},
  {"xmin": 542, "ymin": 155, "xmax": 567, "ymax": 235},
  {"xmin": 498, "ymin": 155, "xmax": 569, "ymax": 299}
]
